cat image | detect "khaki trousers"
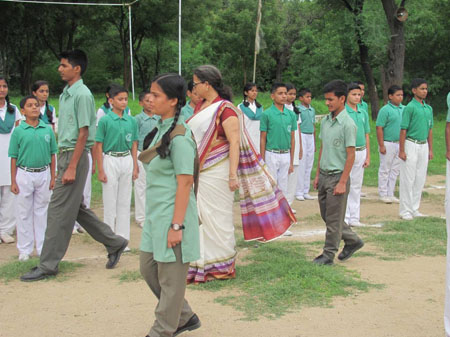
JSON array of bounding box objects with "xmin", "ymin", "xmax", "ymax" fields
[
  {"xmin": 140, "ymin": 246, "xmax": 194, "ymax": 337},
  {"xmin": 39, "ymin": 150, "xmax": 126, "ymax": 273},
  {"xmin": 318, "ymin": 172, "xmax": 361, "ymax": 260}
]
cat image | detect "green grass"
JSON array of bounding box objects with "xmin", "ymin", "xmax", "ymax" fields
[
  {"xmin": 113, "ymin": 270, "xmax": 143, "ymax": 283},
  {"xmin": 190, "ymin": 241, "xmax": 379, "ymax": 320},
  {"xmin": 0, "ymin": 258, "xmax": 83, "ymax": 283}
]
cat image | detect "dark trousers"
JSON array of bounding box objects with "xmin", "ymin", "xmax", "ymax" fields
[
  {"xmin": 39, "ymin": 150, "xmax": 126, "ymax": 273},
  {"xmin": 318, "ymin": 172, "xmax": 361, "ymax": 260}
]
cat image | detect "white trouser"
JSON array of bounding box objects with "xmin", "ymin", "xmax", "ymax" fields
[
  {"xmin": 134, "ymin": 151, "xmax": 146, "ymax": 224},
  {"xmin": 265, "ymin": 151, "xmax": 290, "ymax": 196},
  {"xmin": 378, "ymin": 141, "xmax": 401, "ymax": 197},
  {"xmin": 345, "ymin": 149, "xmax": 366, "ymax": 224},
  {"xmin": 102, "ymin": 154, "xmax": 133, "ymax": 240},
  {"xmin": 399, "ymin": 141, "xmax": 428, "ymax": 217},
  {"xmin": 286, "ymin": 165, "xmax": 299, "ymax": 205},
  {"xmin": 444, "ymin": 159, "xmax": 450, "ymax": 337},
  {"xmin": 15, "ymin": 168, "xmax": 51, "ymax": 255},
  {"xmin": 296, "ymin": 133, "xmax": 315, "ymax": 197},
  {"xmin": 75, "ymin": 152, "xmax": 92, "ymax": 229},
  {"xmin": 0, "ymin": 185, "xmax": 16, "ymax": 235}
]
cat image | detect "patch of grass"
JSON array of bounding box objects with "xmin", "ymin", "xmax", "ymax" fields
[
  {"xmin": 190, "ymin": 241, "xmax": 379, "ymax": 320},
  {"xmin": 114, "ymin": 270, "xmax": 143, "ymax": 283},
  {"xmin": 125, "ymin": 248, "xmax": 140, "ymax": 256},
  {"xmin": 302, "ymin": 213, "xmax": 323, "ymax": 223},
  {"xmin": 421, "ymin": 191, "xmax": 445, "ymax": 203},
  {"xmin": 0, "ymin": 258, "xmax": 83, "ymax": 283}
]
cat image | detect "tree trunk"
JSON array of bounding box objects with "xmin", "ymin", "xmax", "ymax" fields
[{"xmin": 381, "ymin": 0, "xmax": 405, "ymax": 103}]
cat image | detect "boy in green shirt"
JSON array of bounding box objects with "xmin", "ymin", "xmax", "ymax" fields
[
  {"xmin": 9, "ymin": 95, "xmax": 57, "ymax": 261},
  {"xmin": 399, "ymin": 78, "xmax": 433, "ymax": 220}
]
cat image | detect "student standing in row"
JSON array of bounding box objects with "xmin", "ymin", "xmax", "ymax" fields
[
  {"xmin": 399, "ymin": 78, "xmax": 433, "ymax": 220},
  {"xmin": 345, "ymin": 83, "xmax": 370, "ymax": 227},
  {"xmin": 9, "ymin": 95, "xmax": 57, "ymax": 261},
  {"xmin": 31, "ymin": 81, "xmax": 56, "ymax": 131},
  {"xmin": 313, "ymin": 80, "xmax": 364, "ymax": 265},
  {"xmin": 180, "ymin": 80, "xmax": 202, "ymax": 121},
  {"xmin": 376, "ymin": 85, "xmax": 404, "ymax": 204},
  {"xmin": 0, "ymin": 77, "xmax": 21, "ymax": 244},
  {"xmin": 134, "ymin": 91, "xmax": 160, "ymax": 228},
  {"xmin": 96, "ymin": 85, "xmax": 139, "ymax": 247},
  {"xmin": 21, "ymin": 49, "xmax": 128, "ymax": 282},
  {"xmin": 296, "ymin": 88, "xmax": 316, "ymax": 201},
  {"xmin": 356, "ymin": 80, "xmax": 368, "ymax": 114},
  {"xmin": 96, "ymin": 84, "xmax": 131, "ymax": 126},
  {"xmin": 238, "ymin": 82, "xmax": 263, "ymax": 152}
]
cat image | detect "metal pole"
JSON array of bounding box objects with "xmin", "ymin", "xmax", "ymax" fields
[
  {"xmin": 128, "ymin": 5, "xmax": 135, "ymax": 100},
  {"xmin": 178, "ymin": 0, "xmax": 182, "ymax": 75}
]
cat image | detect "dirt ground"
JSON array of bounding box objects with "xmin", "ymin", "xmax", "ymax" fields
[{"xmin": 0, "ymin": 175, "xmax": 447, "ymax": 337}]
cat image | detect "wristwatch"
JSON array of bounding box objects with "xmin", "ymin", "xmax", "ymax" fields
[{"xmin": 171, "ymin": 223, "xmax": 185, "ymax": 231}]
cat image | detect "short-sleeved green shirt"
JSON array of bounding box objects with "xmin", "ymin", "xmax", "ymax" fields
[
  {"xmin": 400, "ymin": 98, "xmax": 433, "ymax": 141},
  {"xmin": 260, "ymin": 104, "xmax": 297, "ymax": 151},
  {"xmin": 95, "ymin": 112, "xmax": 138, "ymax": 153},
  {"xmin": 298, "ymin": 104, "xmax": 315, "ymax": 134},
  {"xmin": 376, "ymin": 102, "xmax": 404, "ymax": 142},
  {"xmin": 140, "ymin": 118, "xmax": 200, "ymax": 263},
  {"xmin": 446, "ymin": 92, "xmax": 450, "ymax": 122},
  {"xmin": 8, "ymin": 120, "xmax": 57, "ymax": 168},
  {"xmin": 135, "ymin": 111, "xmax": 160, "ymax": 151},
  {"xmin": 358, "ymin": 99, "xmax": 369, "ymax": 114},
  {"xmin": 319, "ymin": 109, "xmax": 357, "ymax": 172},
  {"xmin": 181, "ymin": 102, "xmax": 194, "ymax": 121},
  {"xmin": 345, "ymin": 104, "xmax": 370, "ymax": 147},
  {"xmin": 58, "ymin": 79, "xmax": 96, "ymax": 150}
]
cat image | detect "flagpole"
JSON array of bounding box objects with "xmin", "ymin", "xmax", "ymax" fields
[
  {"xmin": 253, "ymin": 0, "xmax": 262, "ymax": 83},
  {"xmin": 178, "ymin": 0, "xmax": 182, "ymax": 75}
]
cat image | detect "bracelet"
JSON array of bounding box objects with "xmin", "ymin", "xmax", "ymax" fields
[{"xmin": 229, "ymin": 174, "xmax": 237, "ymax": 180}]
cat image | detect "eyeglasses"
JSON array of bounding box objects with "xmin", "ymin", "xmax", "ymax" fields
[{"xmin": 192, "ymin": 81, "xmax": 204, "ymax": 87}]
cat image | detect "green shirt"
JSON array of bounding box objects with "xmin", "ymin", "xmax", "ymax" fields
[
  {"xmin": 95, "ymin": 112, "xmax": 138, "ymax": 153},
  {"xmin": 140, "ymin": 118, "xmax": 200, "ymax": 263},
  {"xmin": 58, "ymin": 79, "xmax": 96, "ymax": 150},
  {"xmin": 400, "ymin": 98, "xmax": 433, "ymax": 141},
  {"xmin": 8, "ymin": 120, "xmax": 57, "ymax": 168},
  {"xmin": 319, "ymin": 109, "xmax": 357, "ymax": 172},
  {"xmin": 135, "ymin": 111, "xmax": 160, "ymax": 151},
  {"xmin": 260, "ymin": 104, "xmax": 297, "ymax": 151},
  {"xmin": 446, "ymin": 92, "xmax": 450, "ymax": 123},
  {"xmin": 180, "ymin": 102, "xmax": 194, "ymax": 121},
  {"xmin": 376, "ymin": 102, "xmax": 404, "ymax": 142},
  {"xmin": 358, "ymin": 99, "xmax": 369, "ymax": 114},
  {"xmin": 298, "ymin": 104, "xmax": 315, "ymax": 134},
  {"xmin": 345, "ymin": 104, "xmax": 370, "ymax": 147}
]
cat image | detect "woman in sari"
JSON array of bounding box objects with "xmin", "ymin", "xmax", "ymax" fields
[{"xmin": 187, "ymin": 65, "xmax": 296, "ymax": 283}]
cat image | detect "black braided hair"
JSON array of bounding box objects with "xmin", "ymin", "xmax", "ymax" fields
[
  {"xmin": 0, "ymin": 77, "xmax": 14, "ymax": 114},
  {"xmin": 157, "ymin": 101, "xmax": 182, "ymax": 158},
  {"xmin": 31, "ymin": 80, "xmax": 53, "ymax": 122},
  {"xmin": 285, "ymin": 83, "xmax": 300, "ymax": 114},
  {"xmin": 242, "ymin": 82, "xmax": 262, "ymax": 108}
]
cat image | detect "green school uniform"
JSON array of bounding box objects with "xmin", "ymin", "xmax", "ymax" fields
[
  {"xmin": 446, "ymin": 92, "xmax": 450, "ymax": 122},
  {"xmin": 135, "ymin": 111, "xmax": 160, "ymax": 151},
  {"xmin": 400, "ymin": 98, "xmax": 433, "ymax": 141},
  {"xmin": 238, "ymin": 102, "xmax": 263, "ymax": 120},
  {"xmin": 345, "ymin": 104, "xmax": 370, "ymax": 147},
  {"xmin": 95, "ymin": 112, "xmax": 138, "ymax": 153},
  {"xmin": 100, "ymin": 105, "xmax": 130, "ymax": 116},
  {"xmin": 376, "ymin": 102, "xmax": 404, "ymax": 142},
  {"xmin": 298, "ymin": 104, "xmax": 315, "ymax": 134},
  {"xmin": 58, "ymin": 79, "xmax": 96, "ymax": 150},
  {"xmin": 181, "ymin": 101, "xmax": 194, "ymax": 121},
  {"xmin": 358, "ymin": 99, "xmax": 369, "ymax": 114},
  {"xmin": 319, "ymin": 109, "xmax": 357, "ymax": 172},
  {"xmin": 140, "ymin": 117, "xmax": 200, "ymax": 263},
  {"xmin": 260, "ymin": 104, "xmax": 297, "ymax": 151},
  {"xmin": 8, "ymin": 120, "xmax": 57, "ymax": 168},
  {"xmin": 40, "ymin": 104, "xmax": 55, "ymax": 125}
]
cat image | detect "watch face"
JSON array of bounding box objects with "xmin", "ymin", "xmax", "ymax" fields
[{"xmin": 172, "ymin": 224, "xmax": 180, "ymax": 230}]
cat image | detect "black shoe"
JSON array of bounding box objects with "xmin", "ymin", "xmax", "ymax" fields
[
  {"xmin": 20, "ymin": 267, "xmax": 57, "ymax": 282},
  {"xmin": 173, "ymin": 314, "xmax": 201, "ymax": 336},
  {"xmin": 106, "ymin": 239, "xmax": 128, "ymax": 269},
  {"xmin": 312, "ymin": 254, "xmax": 334, "ymax": 265},
  {"xmin": 338, "ymin": 240, "xmax": 364, "ymax": 261}
]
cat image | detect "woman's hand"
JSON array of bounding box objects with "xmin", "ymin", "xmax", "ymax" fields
[
  {"xmin": 167, "ymin": 228, "xmax": 183, "ymax": 248},
  {"xmin": 229, "ymin": 177, "xmax": 239, "ymax": 191}
]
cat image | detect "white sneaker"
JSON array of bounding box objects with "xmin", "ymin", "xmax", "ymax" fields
[
  {"xmin": 291, "ymin": 209, "xmax": 297, "ymax": 214},
  {"xmin": 72, "ymin": 227, "xmax": 79, "ymax": 235},
  {"xmin": 401, "ymin": 214, "xmax": 413, "ymax": 220},
  {"xmin": 390, "ymin": 196, "xmax": 400, "ymax": 203},
  {"xmin": 124, "ymin": 246, "xmax": 131, "ymax": 252},
  {"xmin": 283, "ymin": 230, "xmax": 293, "ymax": 236},
  {"xmin": 380, "ymin": 196, "xmax": 392, "ymax": 204},
  {"xmin": 304, "ymin": 194, "xmax": 317, "ymax": 200},
  {"xmin": 19, "ymin": 253, "xmax": 30, "ymax": 261},
  {"xmin": 349, "ymin": 222, "xmax": 367, "ymax": 227},
  {"xmin": 295, "ymin": 196, "xmax": 305, "ymax": 201},
  {"xmin": 0, "ymin": 233, "xmax": 15, "ymax": 243},
  {"xmin": 361, "ymin": 192, "xmax": 367, "ymax": 197},
  {"xmin": 138, "ymin": 222, "xmax": 144, "ymax": 228},
  {"xmin": 414, "ymin": 212, "xmax": 427, "ymax": 218}
]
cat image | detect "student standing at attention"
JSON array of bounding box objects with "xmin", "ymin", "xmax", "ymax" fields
[
  {"xmin": 180, "ymin": 80, "xmax": 202, "ymax": 121},
  {"xmin": 21, "ymin": 50, "xmax": 128, "ymax": 282},
  {"xmin": 95, "ymin": 85, "xmax": 139, "ymax": 248},
  {"xmin": 31, "ymin": 81, "xmax": 57, "ymax": 131},
  {"xmin": 356, "ymin": 80, "xmax": 369, "ymax": 114},
  {"xmin": 398, "ymin": 78, "xmax": 433, "ymax": 220},
  {"xmin": 260, "ymin": 83, "xmax": 297, "ymax": 197},
  {"xmin": 9, "ymin": 95, "xmax": 57, "ymax": 261},
  {"xmin": 296, "ymin": 88, "xmax": 316, "ymax": 201},
  {"xmin": 313, "ymin": 80, "xmax": 364, "ymax": 265},
  {"xmin": 0, "ymin": 76, "xmax": 21, "ymax": 245},
  {"xmin": 376, "ymin": 85, "xmax": 404, "ymax": 204},
  {"xmin": 238, "ymin": 82, "xmax": 263, "ymax": 152},
  {"xmin": 134, "ymin": 91, "xmax": 160, "ymax": 228},
  {"xmin": 344, "ymin": 83, "xmax": 370, "ymax": 227}
]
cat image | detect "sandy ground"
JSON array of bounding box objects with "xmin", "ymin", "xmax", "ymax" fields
[{"xmin": 0, "ymin": 175, "xmax": 447, "ymax": 337}]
